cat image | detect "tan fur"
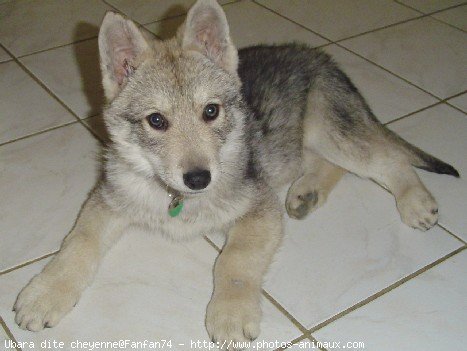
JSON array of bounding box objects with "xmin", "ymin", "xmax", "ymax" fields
[
  {"xmin": 287, "ymin": 153, "xmax": 346, "ymax": 219},
  {"xmin": 300, "ymin": 89, "xmax": 439, "ymax": 230},
  {"xmin": 207, "ymin": 190, "xmax": 282, "ymax": 343},
  {"xmin": 14, "ymin": 188, "xmax": 130, "ymax": 331}
]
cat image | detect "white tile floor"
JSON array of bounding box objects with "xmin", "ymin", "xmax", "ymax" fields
[{"xmin": 0, "ymin": 1, "xmax": 466, "ymax": 351}]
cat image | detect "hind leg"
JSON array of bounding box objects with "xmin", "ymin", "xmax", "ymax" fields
[
  {"xmin": 286, "ymin": 152, "xmax": 346, "ymax": 219},
  {"xmin": 304, "ymin": 90, "xmax": 438, "ymax": 231},
  {"xmin": 312, "ymin": 136, "xmax": 438, "ymax": 230}
]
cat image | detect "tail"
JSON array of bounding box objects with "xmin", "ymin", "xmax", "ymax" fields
[{"xmin": 386, "ymin": 130, "xmax": 460, "ymax": 177}]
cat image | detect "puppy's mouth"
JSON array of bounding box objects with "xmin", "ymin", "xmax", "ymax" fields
[
  {"xmin": 165, "ymin": 183, "xmax": 207, "ymax": 197},
  {"xmin": 181, "ymin": 189, "xmax": 207, "ymax": 197}
]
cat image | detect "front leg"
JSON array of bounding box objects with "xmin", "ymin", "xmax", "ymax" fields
[
  {"xmin": 206, "ymin": 195, "xmax": 283, "ymax": 348},
  {"xmin": 14, "ymin": 188, "xmax": 129, "ymax": 331}
]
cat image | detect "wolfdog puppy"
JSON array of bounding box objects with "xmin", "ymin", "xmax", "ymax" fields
[{"xmin": 14, "ymin": 0, "xmax": 458, "ymax": 346}]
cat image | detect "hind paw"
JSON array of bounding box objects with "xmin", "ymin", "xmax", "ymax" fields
[
  {"xmin": 286, "ymin": 189, "xmax": 321, "ymax": 219},
  {"xmin": 397, "ymin": 187, "xmax": 439, "ymax": 231}
]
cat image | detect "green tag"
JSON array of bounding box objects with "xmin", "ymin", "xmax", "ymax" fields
[{"xmin": 168, "ymin": 196, "xmax": 184, "ymax": 217}]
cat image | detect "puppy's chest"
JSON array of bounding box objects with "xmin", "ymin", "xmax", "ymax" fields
[
  {"xmin": 148, "ymin": 197, "xmax": 232, "ymax": 239},
  {"xmin": 110, "ymin": 184, "xmax": 247, "ymax": 240}
]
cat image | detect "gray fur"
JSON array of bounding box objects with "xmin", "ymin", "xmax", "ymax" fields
[{"xmin": 239, "ymin": 44, "xmax": 458, "ymax": 187}]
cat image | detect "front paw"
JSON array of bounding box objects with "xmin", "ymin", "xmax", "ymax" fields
[
  {"xmin": 206, "ymin": 295, "xmax": 261, "ymax": 350},
  {"xmin": 14, "ymin": 274, "xmax": 80, "ymax": 331}
]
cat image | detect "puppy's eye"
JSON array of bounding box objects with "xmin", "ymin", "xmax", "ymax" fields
[
  {"xmin": 203, "ymin": 104, "xmax": 220, "ymax": 121},
  {"xmin": 147, "ymin": 113, "xmax": 168, "ymax": 131}
]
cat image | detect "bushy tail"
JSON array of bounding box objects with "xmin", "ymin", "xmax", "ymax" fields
[{"xmin": 386, "ymin": 130, "xmax": 460, "ymax": 177}]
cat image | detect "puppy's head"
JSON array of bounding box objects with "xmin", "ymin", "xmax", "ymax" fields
[{"xmin": 99, "ymin": 0, "xmax": 245, "ymax": 194}]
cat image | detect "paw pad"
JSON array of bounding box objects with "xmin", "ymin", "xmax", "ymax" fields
[{"xmin": 286, "ymin": 190, "xmax": 319, "ymax": 219}]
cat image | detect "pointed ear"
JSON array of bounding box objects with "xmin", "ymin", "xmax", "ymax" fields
[
  {"xmin": 181, "ymin": 0, "xmax": 238, "ymax": 74},
  {"xmin": 98, "ymin": 12, "xmax": 149, "ymax": 101}
]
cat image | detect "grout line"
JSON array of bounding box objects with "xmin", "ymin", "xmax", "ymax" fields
[
  {"xmin": 443, "ymin": 89, "xmax": 467, "ymax": 101},
  {"xmin": 0, "ymin": 120, "xmax": 78, "ymax": 148},
  {"xmin": 393, "ymin": 0, "xmax": 425, "ymax": 14},
  {"xmin": 9, "ymin": 0, "xmax": 240, "ymax": 60},
  {"xmin": 142, "ymin": 0, "xmax": 241, "ymax": 27},
  {"xmin": 334, "ymin": 41, "xmax": 443, "ymax": 101},
  {"xmin": 203, "ymin": 235, "xmax": 221, "ymax": 253},
  {"xmin": 82, "ymin": 114, "xmax": 107, "ymax": 145},
  {"xmin": 142, "ymin": 10, "xmax": 187, "ymax": 26},
  {"xmin": 428, "ymin": 14, "xmax": 467, "ymax": 34},
  {"xmin": 393, "ymin": 0, "xmax": 467, "ymax": 33},
  {"xmin": 332, "ymin": 14, "xmax": 427, "ymax": 44},
  {"xmin": 436, "ymin": 223, "xmax": 467, "ymax": 245},
  {"xmin": 274, "ymin": 333, "xmax": 329, "ymax": 351},
  {"xmin": 261, "ymin": 290, "xmax": 309, "ymax": 335},
  {"xmin": 252, "ymin": 1, "xmax": 331, "ymax": 43},
  {"xmin": 307, "ymin": 334, "xmax": 329, "ymax": 351},
  {"xmin": 273, "ymin": 334, "xmax": 307, "ymax": 351},
  {"xmin": 253, "ymin": 0, "xmax": 435, "ymax": 45},
  {"xmin": 307, "ymin": 246, "xmax": 466, "ymax": 333},
  {"xmin": 100, "ymin": 0, "xmax": 131, "ymax": 21},
  {"xmin": 0, "ymin": 58, "xmax": 13, "ymax": 64},
  {"xmin": 444, "ymin": 101, "xmax": 467, "ymax": 116},
  {"xmin": 336, "ymin": 37, "xmax": 467, "ymax": 111},
  {"xmin": 255, "ymin": 0, "xmax": 465, "ymax": 105},
  {"xmin": 0, "ymin": 42, "xmax": 104, "ymax": 146},
  {"xmin": 0, "ymin": 113, "xmax": 102, "ymax": 149},
  {"xmin": 313, "ymin": 42, "xmax": 334, "ymax": 50},
  {"xmin": 253, "ymin": 1, "xmax": 441, "ymax": 101},
  {"xmin": 445, "ymin": 94, "xmax": 467, "ymax": 114},
  {"xmin": 101, "ymin": 0, "xmax": 145, "ymax": 27},
  {"xmin": 1, "ymin": 316, "xmax": 22, "ymax": 351},
  {"xmin": 142, "ymin": 12, "xmax": 186, "ymax": 29},
  {"xmin": 384, "ymin": 89, "xmax": 467, "ymax": 126},
  {"xmin": 383, "ymin": 101, "xmax": 444, "ymax": 126},
  {"xmin": 100, "ymin": 0, "xmax": 163, "ymax": 42},
  {"xmin": 16, "ymin": 36, "xmax": 98, "ymax": 60},
  {"xmin": 333, "ymin": 1, "xmax": 467, "ymax": 44},
  {"xmin": 0, "ymin": 251, "xmax": 58, "ymax": 276},
  {"xmin": 394, "ymin": 0, "xmax": 467, "ymax": 15},
  {"xmin": 102, "ymin": 0, "xmax": 236, "ymax": 27},
  {"xmin": 81, "ymin": 112, "xmax": 101, "ymax": 120}
]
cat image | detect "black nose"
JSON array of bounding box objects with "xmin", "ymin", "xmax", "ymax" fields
[{"xmin": 183, "ymin": 169, "xmax": 211, "ymax": 190}]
